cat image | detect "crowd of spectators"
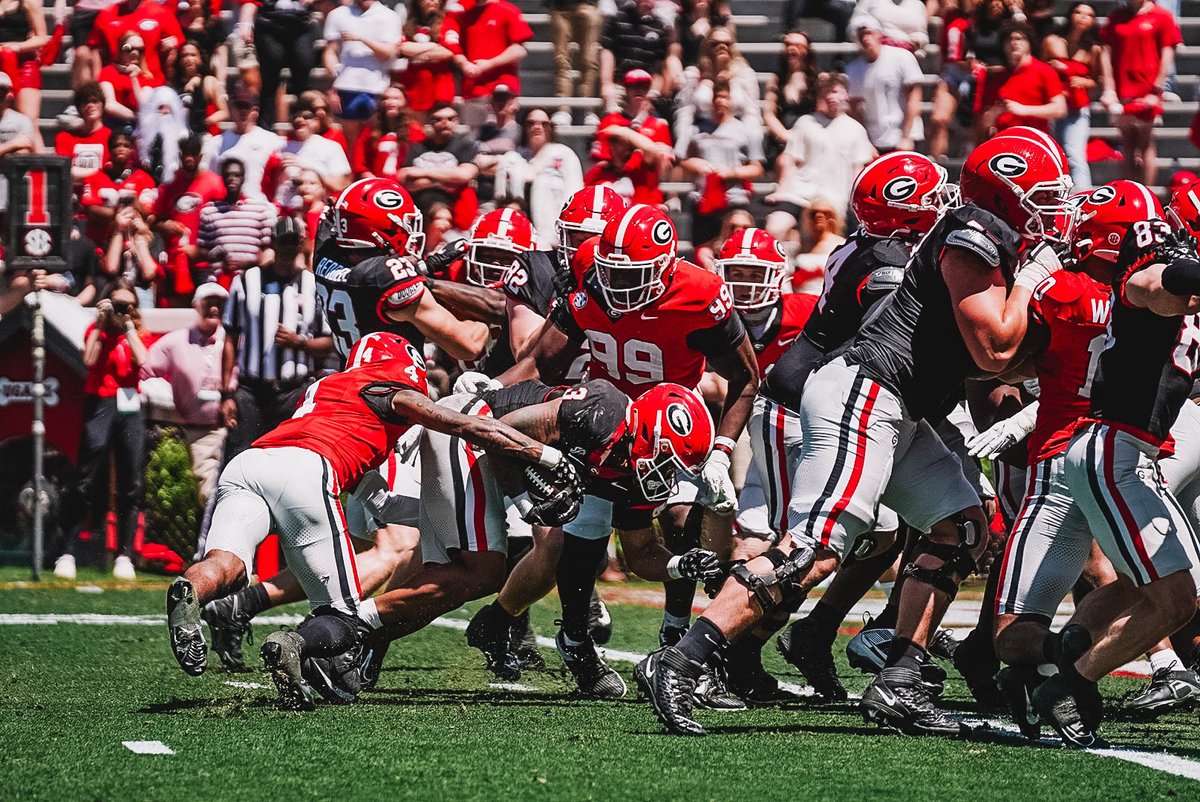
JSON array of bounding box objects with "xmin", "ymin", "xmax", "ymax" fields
[{"xmin": 0, "ymin": 0, "xmax": 1190, "ymax": 576}]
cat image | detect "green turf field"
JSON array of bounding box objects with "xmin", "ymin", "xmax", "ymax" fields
[{"xmin": 2, "ymin": 568, "xmax": 1200, "ymax": 801}]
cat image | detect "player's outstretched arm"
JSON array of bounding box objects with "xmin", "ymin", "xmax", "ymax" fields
[
  {"xmin": 393, "ymin": 290, "xmax": 491, "ymax": 361},
  {"xmin": 1126, "ymin": 262, "xmax": 1200, "ymax": 316},
  {"xmin": 706, "ymin": 334, "xmax": 760, "ymax": 442},
  {"xmin": 495, "ymin": 316, "xmax": 580, "ymax": 387},
  {"xmin": 429, "ymin": 279, "xmax": 508, "ymax": 326},
  {"xmin": 945, "ymin": 248, "xmax": 1037, "ymax": 374}
]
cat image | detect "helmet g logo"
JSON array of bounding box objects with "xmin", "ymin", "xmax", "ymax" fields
[
  {"xmin": 1089, "ymin": 185, "xmax": 1117, "ymax": 205},
  {"xmin": 882, "ymin": 176, "xmax": 919, "ymax": 203},
  {"xmin": 373, "ymin": 189, "xmax": 407, "ymax": 209},
  {"xmin": 665, "ymin": 402, "xmax": 693, "ymax": 436},
  {"xmin": 651, "ymin": 220, "xmax": 673, "ymax": 246},
  {"xmin": 989, "ymin": 154, "xmax": 1028, "ymax": 178}
]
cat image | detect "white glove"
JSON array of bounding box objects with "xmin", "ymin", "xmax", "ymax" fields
[
  {"xmin": 1013, "ymin": 242, "xmax": 1063, "ymax": 293},
  {"xmin": 453, "ymin": 371, "xmax": 501, "ymax": 395},
  {"xmin": 699, "ymin": 444, "xmax": 737, "ymax": 515},
  {"xmin": 965, "ymin": 401, "xmax": 1039, "ymax": 459}
]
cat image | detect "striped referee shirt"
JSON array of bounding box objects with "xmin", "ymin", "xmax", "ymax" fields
[
  {"xmin": 198, "ymin": 196, "xmax": 277, "ymax": 271},
  {"xmin": 222, "ymin": 266, "xmax": 329, "ymax": 382}
]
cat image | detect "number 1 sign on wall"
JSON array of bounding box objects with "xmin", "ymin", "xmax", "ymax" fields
[{"xmin": 3, "ymin": 155, "xmax": 72, "ymax": 271}]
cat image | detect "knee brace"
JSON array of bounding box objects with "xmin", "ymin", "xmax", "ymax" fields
[
  {"xmin": 949, "ymin": 510, "xmax": 985, "ymax": 549},
  {"xmin": 901, "ymin": 539, "xmax": 976, "ymax": 601},
  {"xmin": 728, "ymin": 545, "xmax": 815, "ymax": 616}
]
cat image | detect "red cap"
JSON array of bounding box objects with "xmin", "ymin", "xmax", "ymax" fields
[
  {"xmin": 623, "ymin": 69, "xmax": 653, "ymax": 86},
  {"xmin": 1171, "ymin": 170, "xmax": 1200, "ymax": 191}
]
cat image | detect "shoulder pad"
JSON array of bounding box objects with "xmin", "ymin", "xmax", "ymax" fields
[
  {"xmin": 944, "ymin": 227, "xmax": 1001, "ymax": 268},
  {"xmin": 868, "ymin": 238, "xmax": 913, "ymax": 268},
  {"xmin": 864, "ymin": 265, "xmax": 905, "ymax": 295},
  {"xmin": 947, "ymin": 204, "xmax": 1023, "ymax": 261}
]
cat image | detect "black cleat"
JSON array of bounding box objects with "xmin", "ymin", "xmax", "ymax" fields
[
  {"xmin": 1032, "ymin": 672, "xmax": 1106, "ymax": 748},
  {"xmin": 201, "ymin": 594, "xmax": 254, "ymax": 672},
  {"xmin": 693, "ymin": 655, "xmax": 747, "ymax": 711},
  {"xmin": 659, "ymin": 623, "xmax": 689, "ymax": 649},
  {"xmin": 777, "ymin": 620, "xmax": 848, "ymax": 702},
  {"xmin": 920, "ymin": 659, "xmax": 947, "ymax": 698},
  {"xmin": 359, "ymin": 636, "xmax": 389, "ymax": 690},
  {"xmin": 952, "ymin": 630, "xmax": 1005, "ymax": 711},
  {"xmin": 511, "ymin": 610, "xmax": 545, "ymax": 672},
  {"xmin": 724, "ymin": 644, "xmax": 800, "ymax": 706},
  {"xmin": 466, "ymin": 604, "xmax": 521, "ymax": 681},
  {"xmin": 588, "ymin": 591, "xmax": 613, "ymax": 645},
  {"xmin": 556, "ymin": 629, "xmax": 627, "ymax": 698},
  {"xmin": 261, "ymin": 631, "xmax": 317, "ymax": 711},
  {"xmin": 635, "ymin": 647, "xmax": 706, "ymax": 736},
  {"xmin": 996, "ymin": 666, "xmax": 1044, "ymax": 740},
  {"xmin": 166, "ymin": 577, "xmax": 206, "ymax": 676},
  {"xmin": 303, "ymin": 643, "xmax": 366, "ymax": 705},
  {"xmin": 860, "ymin": 666, "xmax": 965, "ymax": 736},
  {"xmin": 1126, "ymin": 667, "xmax": 1200, "ymax": 714},
  {"xmin": 846, "ymin": 624, "xmax": 894, "ymax": 674},
  {"xmin": 928, "ymin": 628, "xmax": 961, "ymax": 661}
]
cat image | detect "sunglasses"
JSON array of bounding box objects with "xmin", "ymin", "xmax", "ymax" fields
[
  {"xmin": 111, "ymin": 301, "xmax": 133, "ymax": 314},
  {"xmin": 293, "ymin": 111, "xmax": 316, "ymax": 120},
  {"xmin": 432, "ymin": 115, "xmax": 458, "ymax": 123},
  {"xmin": 122, "ymin": 45, "xmax": 144, "ymax": 53}
]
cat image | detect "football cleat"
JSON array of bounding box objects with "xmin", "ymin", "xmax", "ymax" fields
[
  {"xmin": 303, "ymin": 644, "xmax": 366, "ymax": 705},
  {"xmin": 1126, "ymin": 667, "xmax": 1200, "ymax": 714},
  {"xmin": 693, "ymin": 656, "xmax": 747, "ymax": 711},
  {"xmin": 847, "ymin": 624, "xmax": 894, "ymax": 674},
  {"xmin": 201, "ymin": 594, "xmax": 254, "ymax": 672},
  {"xmin": 511, "ymin": 610, "xmax": 545, "ymax": 672},
  {"xmin": 861, "ymin": 666, "xmax": 965, "ymax": 737},
  {"xmin": 466, "ymin": 603, "xmax": 521, "ymax": 682},
  {"xmin": 1032, "ymin": 672, "xmax": 1106, "ymax": 748},
  {"xmin": 920, "ymin": 658, "xmax": 947, "ymax": 698},
  {"xmin": 555, "ymin": 629, "xmax": 627, "ymax": 698},
  {"xmin": 659, "ymin": 623, "xmax": 689, "ymax": 649},
  {"xmin": 261, "ymin": 631, "xmax": 317, "ymax": 711},
  {"xmin": 359, "ymin": 635, "xmax": 390, "ymax": 690},
  {"xmin": 635, "ymin": 647, "xmax": 706, "ymax": 736},
  {"xmin": 589, "ymin": 591, "xmax": 613, "ymax": 645},
  {"xmin": 723, "ymin": 643, "xmax": 801, "ymax": 706},
  {"xmin": 166, "ymin": 577, "xmax": 206, "ymax": 676},
  {"xmin": 928, "ymin": 628, "xmax": 961, "ymax": 661},
  {"xmin": 952, "ymin": 630, "xmax": 1005, "ymax": 710},
  {"xmin": 996, "ymin": 666, "xmax": 1043, "ymax": 740},
  {"xmin": 777, "ymin": 619, "xmax": 848, "ymax": 702}
]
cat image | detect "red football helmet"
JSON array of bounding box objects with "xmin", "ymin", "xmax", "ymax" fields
[
  {"xmin": 1071, "ymin": 180, "xmax": 1165, "ymax": 263},
  {"xmin": 851, "ymin": 151, "xmax": 958, "ymax": 239},
  {"xmin": 330, "ymin": 178, "xmax": 424, "ymax": 257},
  {"xmin": 466, "ymin": 207, "xmax": 534, "ymax": 287},
  {"xmin": 557, "ymin": 186, "xmax": 629, "ymax": 264},
  {"xmin": 1167, "ymin": 185, "xmax": 1200, "ymax": 238},
  {"xmin": 996, "ymin": 126, "xmax": 1071, "ymax": 180},
  {"xmin": 960, "ymin": 134, "xmax": 1073, "ymax": 241},
  {"xmin": 346, "ymin": 332, "xmax": 429, "ymax": 394},
  {"xmin": 715, "ymin": 228, "xmax": 788, "ymax": 311},
  {"xmin": 625, "ymin": 383, "xmax": 714, "ymax": 502},
  {"xmin": 594, "ymin": 204, "xmax": 678, "ymax": 313}
]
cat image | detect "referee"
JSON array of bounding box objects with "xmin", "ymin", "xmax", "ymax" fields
[{"xmin": 218, "ymin": 217, "xmax": 332, "ymax": 462}]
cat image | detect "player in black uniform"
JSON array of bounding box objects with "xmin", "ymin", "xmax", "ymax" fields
[
  {"xmin": 304, "ymin": 378, "xmax": 722, "ymax": 702},
  {"xmin": 636, "ymin": 133, "xmax": 1072, "ymax": 736},
  {"xmin": 1051, "ymin": 201, "xmax": 1200, "ymax": 746}
]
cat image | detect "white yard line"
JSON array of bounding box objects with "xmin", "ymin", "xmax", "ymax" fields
[{"xmin": 122, "ymin": 741, "xmax": 174, "ymax": 755}]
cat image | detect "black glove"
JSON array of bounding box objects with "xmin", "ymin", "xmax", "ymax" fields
[
  {"xmin": 551, "ymin": 266, "xmax": 576, "ymax": 301},
  {"xmin": 1161, "ymin": 229, "xmax": 1200, "ymax": 264},
  {"xmin": 422, "ymin": 239, "xmax": 467, "ymax": 278},
  {"xmin": 675, "ymin": 548, "xmax": 721, "ymax": 581},
  {"xmin": 517, "ymin": 457, "xmax": 584, "ymax": 527}
]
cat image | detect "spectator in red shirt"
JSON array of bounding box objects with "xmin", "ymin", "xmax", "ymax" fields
[
  {"xmin": 80, "ymin": 130, "xmax": 157, "ymax": 247},
  {"xmin": 152, "ymin": 134, "xmax": 226, "ymax": 305},
  {"xmin": 984, "ymin": 23, "xmax": 1066, "ymax": 134},
  {"xmin": 1043, "ymin": 2, "xmax": 1101, "ymax": 189},
  {"xmin": 0, "ymin": 0, "xmax": 50, "ymax": 132},
  {"xmin": 98, "ymin": 32, "xmax": 149, "ymax": 128},
  {"xmin": 88, "ymin": 0, "xmax": 184, "ymax": 87},
  {"xmin": 1100, "ymin": 0, "xmax": 1182, "ymax": 185},
  {"xmin": 583, "ymin": 122, "xmax": 667, "ymax": 208},
  {"xmin": 54, "ymin": 279, "xmax": 150, "ymax": 583},
  {"xmin": 55, "ymin": 82, "xmax": 112, "ymax": 182},
  {"xmin": 353, "ymin": 84, "xmax": 425, "ymax": 179},
  {"xmin": 399, "ymin": 0, "xmax": 456, "ymax": 122},
  {"xmin": 589, "ymin": 69, "xmax": 673, "ymax": 162},
  {"xmin": 445, "ymin": 0, "xmax": 533, "ymax": 132}
]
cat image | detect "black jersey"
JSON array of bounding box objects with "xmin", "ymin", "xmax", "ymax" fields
[
  {"xmin": 482, "ymin": 378, "xmax": 655, "ymax": 526},
  {"xmin": 313, "ymin": 223, "xmax": 425, "ymax": 360},
  {"xmin": 1091, "ymin": 222, "xmax": 1200, "ymax": 445},
  {"xmin": 762, "ymin": 233, "xmax": 910, "ymax": 410},
  {"xmin": 504, "ymin": 249, "xmax": 566, "ymax": 318},
  {"xmin": 843, "ymin": 204, "xmax": 1023, "ymax": 421}
]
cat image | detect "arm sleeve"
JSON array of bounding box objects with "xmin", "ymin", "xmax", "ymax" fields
[
  {"xmin": 1160, "ymin": 258, "xmax": 1200, "ymax": 297},
  {"xmin": 549, "ymin": 298, "xmax": 586, "ymax": 340},
  {"xmin": 685, "ymin": 312, "xmax": 747, "ymax": 357}
]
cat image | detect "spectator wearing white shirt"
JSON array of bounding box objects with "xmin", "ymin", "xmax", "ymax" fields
[
  {"xmin": 766, "ymin": 73, "xmax": 876, "ymax": 246},
  {"xmin": 849, "ymin": 0, "xmax": 931, "ymax": 51},
  {"xmin": 846, "ymin": 18, "xmax": 924, "ymax": 153},
  {"xmin": 270, "ymin": 95, "xmax": 353, "ymax": 207},
  {"xmin": 202, "ymin": 91, "xmax": 284, "ymax": 200},
  {"xmin": 323, "ymin": 0, "xmax": 404, "ymax": 150}
]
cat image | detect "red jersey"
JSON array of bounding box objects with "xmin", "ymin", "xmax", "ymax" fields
[
  {"xmin": 443, "ymin": 0, "xmax": 533, "ymax": 98},
  {"xmin": 747, "ymin": 293, "xmax": 818, "ymax": 376},
  {"xmin": 996, "ymin": 57, "xmax": 1065, "ymax": 132},
  {"xmin": 80, "ymin": 167, "xmax": 157, "ymax": 244},
  {"xmin": 153, "ymin": 167, "xmax": 226, "ymax": 248},
  {"xmin": 399, "ymin": 25, "xmax": 457, "ymax": 111},
  {"xmin": 98, "ymin": 64, "xmax": 141, "ymax": 112},
  {"xmin": 88, "ymin": 0, "xmax": 183, "ymax": 87},
  {"xmin": 352, "ymin": 123, "xmax": 426, "ymax": 179},
  {"xmin": 55, "ymin": 126, "xmax": 112, "ymax": 180},
  {"xmin": 583, "ymin": 152, "xmax": 663, "ymax": 207},
  {"xmin": 1100, "ymin": 4, "xmax": 1181, "ymax": 100},
  {"xmin": 550, "ymin": 259, "xmax": 745, "ymax": 397},
  {"xmin": 253, "ymin": 359, "xmax": 426, "ymax": 489},
  {"xmin": 1027, "ymin": 270, "xmax": 1112, "ymax": 462},
  {"xmin": 83, "ymin": 323, "xmax": 141, "ymax": 397}
]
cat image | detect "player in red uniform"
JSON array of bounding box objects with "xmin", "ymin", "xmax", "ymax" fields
[
  {"xmin": 497, "ymin": 204, "xmax": 760, "ymax": 698},
  {"xmin": 165, "ymin": 332, "xmax": 570, "ymax": 710}
]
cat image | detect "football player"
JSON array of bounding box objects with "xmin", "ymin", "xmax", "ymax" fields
[
  {"xmin": 637, "ymin": 132, "xmax": 1071, "ymax": 736},
  {"xmin": 165, "ymin": 332, "xmax": 571, "ymax": 710},
  {"xmin": 495, "ymin": 204, "xmax": 760, "ymax": 699}
]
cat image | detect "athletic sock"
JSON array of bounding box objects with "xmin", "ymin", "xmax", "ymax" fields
[
  {"xmin": 488, "ymin": 600, "xmax": 521, "ymax": 629},
  {"xmin": 674, "ymin": 617, "xmax": 726, "ymax": 670},
  {"xmin": 662, "ymin": 611, "xmax": 691, "ymax": 631},
  {"xmin": 557, "ymin": 534, "xmax": 609, "ymax": 642},
  {"xmin": 357, "ymin": 598, "xmax": 382, "ymax": 630},
  {"xmin": 802, "ymin": 600, "xmax": 843, "ymax": 646},
  {"xmin": 883, "ymin": 636, "xmax": 926, "ymax": 672},
  {"xmin": 1150, "ymin": 648, "xmax": 1184, "ymax": 674},
  {"xmin": 240, "ymin": 583, "xmax": 271, "ymax": 618}
]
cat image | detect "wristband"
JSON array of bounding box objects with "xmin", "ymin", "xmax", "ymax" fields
[
  {"xmin": 538, "ymin": 445, "xmax": 563, "ymax": 469},
  {"xmin": 666, "ymin": 555, "xmax": 683, "ymax": 580},
  {"xmin": 220, "ymin": 390, "xmax": 236, "ymax": 401},
  {"xmin": 712, "ymin": 436, "xmax": 737, "ymax": 457}
]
